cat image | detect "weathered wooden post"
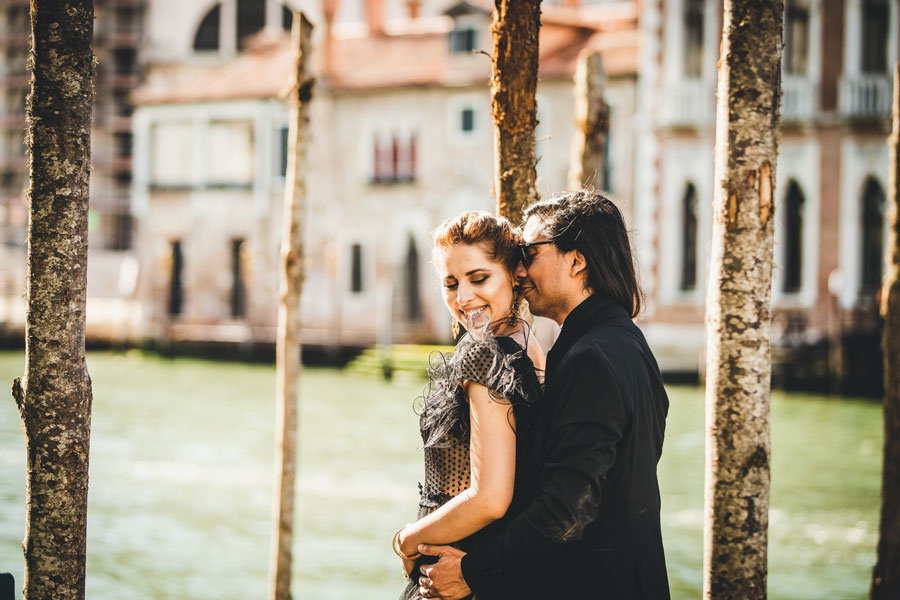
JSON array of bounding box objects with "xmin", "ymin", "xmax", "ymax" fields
[
  {"xmin": 872, "ymin": 61, "xmax": 900, "ymax": 600},
  {"xmin": 703, "ymin": 0, "xmax": 782, "ymax": 598},
  {"xmin": 269, "ymin": 11, "xmax": 313, "ymax": 600},
  {"xmin": 10, "ymin": 1, "xmax": 95, "ymax": 598},
  {"xmin": 567, "ymin": 49, "xmax": 609, "ymax": 192},
  {"xmin": 490, "ymin": 0, "xmax": 541, "ymax": 223}
]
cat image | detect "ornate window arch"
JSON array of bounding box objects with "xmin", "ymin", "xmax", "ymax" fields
[
  {"xmin": 193, "ymin": 3, "xmax": 221, "ymax": 51},
  {"xmin": 860, "ymin": 176, "xmax": 886, "ymax": 296},
  {"xmin": 679, "ymin": 182, "xmax": 699, "ymax": 292},
  {"xmin": 404, "ymin": 234, "xmax": 421, "ymax": 321},
  {"xmin": 193, "ymin": 1, "xmax": 295, "ymax": 53},
  {"xmin": 783, "ymin": 180, "xmax": 805, "ymax": 294}
]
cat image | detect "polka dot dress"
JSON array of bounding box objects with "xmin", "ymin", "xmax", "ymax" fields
[{"xmin": 400, "ymin": 336, "xmax": 541, "ymax": 600}]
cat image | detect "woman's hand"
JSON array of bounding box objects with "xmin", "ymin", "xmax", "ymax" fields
[
  {"xmin": 402, "ymin": 555, "xmax": 416, "ymax": 577},
  {"xmin": 394, "ymin": 525, "xmax": 419, "ymax": 578}
]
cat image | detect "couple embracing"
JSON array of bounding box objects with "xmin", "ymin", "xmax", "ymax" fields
[{"xmin": 393, "ymin": 190, "xmax": 670, "ymax": 600}]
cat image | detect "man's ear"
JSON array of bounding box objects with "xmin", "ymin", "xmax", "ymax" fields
[{"xmin": 570, "ymin": 250, "xmax": 588, "ymax": 278}]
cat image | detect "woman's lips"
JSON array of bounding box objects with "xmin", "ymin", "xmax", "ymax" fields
[{"xmin": 460, "ymin": 305, "xmax": 487, "ymax": 318}]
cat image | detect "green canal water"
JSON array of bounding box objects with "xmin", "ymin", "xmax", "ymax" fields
[{"xmin": 0, "ymin": 351, "xmax": 882, "ymax": 599}]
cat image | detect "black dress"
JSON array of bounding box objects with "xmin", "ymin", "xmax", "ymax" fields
[{"xmin": 400, "ymin": 332, "xmax": 541, "ymax": 600}]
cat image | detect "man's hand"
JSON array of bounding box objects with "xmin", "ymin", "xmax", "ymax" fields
[{"xmin": 417, "ymin": 544, "xmax": 471, "ymax": 600}]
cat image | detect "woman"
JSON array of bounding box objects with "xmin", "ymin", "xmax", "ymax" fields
[{"xmin": 393, "ymin": 211, "xmax": 545, "ymax": 600}]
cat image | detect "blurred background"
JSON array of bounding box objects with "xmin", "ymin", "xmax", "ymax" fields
[{"xmin": 0, "ymin": 0, "xmax": 894, "ymax": 597}]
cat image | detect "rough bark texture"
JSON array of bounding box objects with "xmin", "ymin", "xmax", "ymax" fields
[
  {"xmin": 491, "ymin": 0, "xmax": 540, "ymax": 224},
  {"xmin": 872, "ymin": 62, "xmax": 900, "ymax": 600},
  {"xmin": 269, "ymin": 12, "xmax": 313, "ymax": 600},
  {"xmin": 10, "ymin": 1, "xmax": 94, "ymax": 599},
  {"xmin": 702, "ymin": 1, "xmax": 782, "ymax": 598},
  {"xmin": 567, "ymin": 49, "xmax": 609, "ymax": 191}
]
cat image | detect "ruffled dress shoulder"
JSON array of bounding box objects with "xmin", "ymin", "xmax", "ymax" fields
[{"xmin": 400, "ymin": 331, "xmax": 541, "ymax": 600}]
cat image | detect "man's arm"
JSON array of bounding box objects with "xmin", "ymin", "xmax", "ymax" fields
[{"xmin": 460, "ymin": 348, "xmax": 627, "ymax": 593}]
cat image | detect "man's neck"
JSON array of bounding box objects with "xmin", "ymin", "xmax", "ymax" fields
[{"xmin": 552, "ymin": 288, "xmax": 593, "ymax": 326}]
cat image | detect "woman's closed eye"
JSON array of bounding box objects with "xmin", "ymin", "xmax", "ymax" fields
[
  {"xmin": 444, "ymin": 280, "xmax": 458, "ymax": 290},
  {"xmin": 471, "ymin": 276, "xmax": 488, "ymax": 285}
]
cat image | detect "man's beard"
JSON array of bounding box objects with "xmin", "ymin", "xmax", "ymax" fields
[
  {"xmin": 527, "ymin": 286, "xmax": 569, "ymax": 322},
  {"xmin": 522, "ymin": 286, "xmax": 549, "ymax": 318}
]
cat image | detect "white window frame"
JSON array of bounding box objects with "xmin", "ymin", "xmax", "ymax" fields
[
  {"xmin": 781, "ymin": 0, "xmax": 822, "ymax": 122},
  {"xmin": 341, "ymin": 236, "xmax": 375, "ymax": 306},
  {"xmin": 448, "ymin": 14, "xmax": 486, "ymax": 54},
  {"xmin": 662, "ymin": 0, "xmax": 719, "ymax": 84},
  {"xmin": 773, "ymin": 140, "xmax": 820, "ymax": 308},
  {"xmin": 838, "ymin": 139, "xmax": 891, "ymax": 308},
  {"xmin": 844, "ymin": 0, "xmax": 899, "ymax": 78},
  {"xmin": 133, "ymin": 100, "xmax": 273, "ymax": 215},
  {"xmin": 659, "ymin": 0, "xmax": 718, "ymax": 126},
  {"xmin": 447, "ymin": 93, "xmax": 487, "ymax": 146},
  {"xmin": 658, "ymin": 141, "xmax": 714, "ymax": 306}
]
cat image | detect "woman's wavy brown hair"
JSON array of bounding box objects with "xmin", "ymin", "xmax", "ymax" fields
[{"xmin": 431, "ymin": 211, "xmax": 521, "ymax": 274}]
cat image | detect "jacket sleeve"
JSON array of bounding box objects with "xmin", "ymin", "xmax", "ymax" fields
[{"xmin": 460, "ymin": 347, "xmax": 627, "ymax": 592}]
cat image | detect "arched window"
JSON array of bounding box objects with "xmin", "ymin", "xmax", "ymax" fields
[
  {"xmin": 194, "ymin": 1, "xmax": 292, "ymax": 53},
  {"xmin": 861, "ymin": 0, "xmax": 889, "ymax": 73},
  {"xmin": 680, "ymin": 183, "xmax": 698, "ymax": 292},
  {"xmin": 169, "ymin": 240, "xmax": 184, "ymax": 316},
  {"xmin": 237, "ymin": 0, "xmax": 266, "ymax": 49},
  {"xmin": 231, "ymin": 239, "xmax": 246, "ymax": 318},
  {"xmin": 783, "ymin": 180, "xmax": 804, "ymax": 293},
  {"xmin": 683, "ymin": 0, "xmax": 704, "ymax": 78},
  {"xmin": 350, "ymin": 243, "xmax": 364, "ymax": 293},
  {"xmin": 193, "ymin": 4, "xmax": 221, "ymax": 51},
  {"xmin": 405, "ymin": 235, "xmax": 421, "ymax": 320},
  {"xmin": 784, "ymin": 0, "xmax": 810, "ymax": 75},
  {"xmin": 860, "ymin": 176, "xmax": 886, "ymax": 295}
]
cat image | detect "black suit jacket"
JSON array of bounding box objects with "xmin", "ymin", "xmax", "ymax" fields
[{"xmin": 460, "ymin": 294, "xmax": 670, "ymax": 599}]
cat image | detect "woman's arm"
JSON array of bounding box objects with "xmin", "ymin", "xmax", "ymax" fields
[{"xmin": 398, "ymin": 381, "xmax": 516, "ymax": 556}]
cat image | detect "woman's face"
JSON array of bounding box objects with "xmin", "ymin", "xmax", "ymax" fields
[{"xmin": 436, "ymin": 242, "xmax": 515, "ymax": 329}]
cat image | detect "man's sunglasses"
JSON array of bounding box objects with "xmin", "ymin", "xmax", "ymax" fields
[{"xmin": 518, "ymin": 240, "xmax": 555, "ymax": 267}]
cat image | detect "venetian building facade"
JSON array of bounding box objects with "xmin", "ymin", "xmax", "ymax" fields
[
  {"xmin": 129, "ymin": 0, "xmax": 640, "ymax": 351},
  {"xmin": 0, "ymin": 0, "xmax": 146, "ymax": 342},
  {"xmin": 635, "ymin": 0, "xmax": 898, "ymax": 388}
]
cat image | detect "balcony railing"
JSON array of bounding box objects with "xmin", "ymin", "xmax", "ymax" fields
[
  {"xmin": 781, "ymin": 76, "xmax": 817, "ymax": 123},
  {"xmin": 659, "ymin": 80, "xmax": 715, "ymax": 128},
  {"xmin": 839, "ymin": 75, "xmax": 892, "ymax": 118}
]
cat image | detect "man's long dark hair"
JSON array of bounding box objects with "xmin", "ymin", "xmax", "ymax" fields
[{"xmin": 523, "ymin": 190, "xmax": 643, "ymax": 318}]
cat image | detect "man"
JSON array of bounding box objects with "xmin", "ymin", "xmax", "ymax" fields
[{"xmin": 416, "ymin": 191, "xmax": 670, "ymax": 599}]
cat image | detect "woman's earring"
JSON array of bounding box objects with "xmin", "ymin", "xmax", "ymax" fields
[
  {"xmin": 451, "ymin": 318, "xmax": 460, "ymax": 338},
  {"xmin": 510, "ymin": 289, "xmax": 521, "ymax": 324}
]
